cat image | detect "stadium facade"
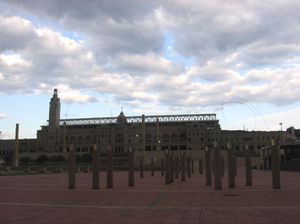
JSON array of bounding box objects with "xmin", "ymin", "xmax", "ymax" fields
[{"xmin": 0, "ymin": 89, "xmax": 295, "ymax": 160}]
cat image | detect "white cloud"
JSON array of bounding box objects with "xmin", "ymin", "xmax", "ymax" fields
[
  {"xmin": 0, "ymin": 113, "xmax": 7, "ymax": 119},
  {"xmin": 0, "ymin": 0, "xmax": 299, "ymax": 114}
]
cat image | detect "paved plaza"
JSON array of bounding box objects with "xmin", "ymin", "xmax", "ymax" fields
[{"xmin": 1, "ymin": 168, "xmax": 300, "ymax": 224}]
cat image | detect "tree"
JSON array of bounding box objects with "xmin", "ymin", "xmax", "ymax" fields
[
  {"xmin": 20, "ymin": 157, "xmax": 31, "ymax": 166},
  {"xmin": 3, "ymin": 154, "xmax": 13, "ymax": 164},
  {"xmin": 82, "ymin": 153, "xmax": 92, "ymax": 164},
  {"xmin": 36, "ymin": 154, "xmax": 48, "ymax": 164}
]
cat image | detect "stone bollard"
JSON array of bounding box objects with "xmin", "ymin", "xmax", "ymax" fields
[
  {"xmin": 245, "ymin": 145, "xmax": 252, "ymax": 186},
  {"xmin": 213, "ymin": 141, "xmax": 222, "ymax": 190},
  {"xmin": 140, "ymin": 156, "xmax": 144, "ymax": 178},
  {"xmin": 205, "ymin": 147, "xmax": 212, "ymax": 186},
  {"xmin": 227, "ymin": 143, "xmax": 235, "ymax": 188},
  {"xmin": 5, "ymin": 166, "xmax": 11, "ymax": 172},
  {"xmin": 68, "ymin": 144, "xmax": 76, "ymax": 189},
  {"xmin": 92, "ymin": 144, "xmax": 99, "ymax": 189},
  {"xmin": 271, "ymin": 140, "xmax": 281, "ymax": 189},
  {"xmin": 128, "ymin": 148, "xmax": 135, "ymax": 187},
  {"xmin": 180, "ymin": 152, "xmax": 186, "ymax": 182},
  {"xmin": 106, "ymin": 147, "xmax": 113, "ymax": 188},
  {"xmin": 199, "ymin": 158, "xmax": 203, "ymax": 174},
  {"xmin": 42, "ymin": 166, "xmax": 47, "ymax": 173}
]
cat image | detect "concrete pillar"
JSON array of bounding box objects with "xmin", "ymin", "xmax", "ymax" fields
[
  {"xmin": 106, "ymin": 147, "xmax": 113, "ymax": 188},
  {"xmin": 151, "ymin": 157, "xmax": 154, "ymax": 176},
  {"xmin": 213, "ymin": 142, "xmax": 222, "ymax": 190},
  {"xmin": 205, "ymin": 147, "xmax": 212, "ymax": 186},
  {"xmin": 92, "ymin": 144, "xmax": 99, "ymax": 189},
  {"xmin": 180, "ymin": 152, "xmax": 186, "ymax": 182},
  {"xmin": 68, "ymin": 144, "xmax": 76, "ymax": 189},
  {"xmin": 271, "ymin": 140, "xmax": 281, "ymax": 189},
  {"xmin": 199, "ymin": 158, "xmax": 203, "ymax": 174},
  {"xmin": 128, "ymin": 148, "xmax": 135, "ymax": 187},
  {"xmin": 227, "ymin": 143, "xmax": 235, "ymax": 188},
  {"xmin": 139, "ymin": 156, "xmax": 144, "ymax": 178},
  {"xmin": 161, "ymin": 158, "xmax": 165, "ymax": 176},
  {"xmin": 245, "ymin": 145, "xmax": 252, "ymax": 186}
]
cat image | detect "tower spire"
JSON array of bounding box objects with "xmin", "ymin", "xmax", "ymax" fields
[{"xmin": 49, "ymin": 88, "xmax": 61, "ymax": 129}]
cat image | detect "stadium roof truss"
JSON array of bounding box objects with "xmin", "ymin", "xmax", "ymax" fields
[{"xmin": 45, "ymin": 114, "xmax": 217, "ymax": 126}]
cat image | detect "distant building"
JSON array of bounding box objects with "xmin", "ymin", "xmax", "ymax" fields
[{"xmin": 0, "ymin": 89, "xmax": 295, "ymax": 160}]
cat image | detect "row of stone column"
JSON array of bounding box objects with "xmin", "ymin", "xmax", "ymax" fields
[
  {"xmin": 69, "ymin": 144, "xmax": 120, "ymax": 189},
  {"xmin": 68, "ymin": 141, "xmax": 281, "ymax": 190},
  {"xmin": 203, "ymin": 141, "xmax": 280, "ymax": 190}
]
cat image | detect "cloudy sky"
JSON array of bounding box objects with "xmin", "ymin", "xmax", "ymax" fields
[{"xmin": 1, "ymin": 0, "xmax": 300, "ymax": 138}]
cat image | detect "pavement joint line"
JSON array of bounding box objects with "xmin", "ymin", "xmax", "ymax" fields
[
  {"xmin": 1, "ymin": 202, "xmax": 300, "ymax": 211},
  {"xmin": 0, "ymin": 187, "xmax": 299, "ymax": 193},
  {"xmin": 147, "ymin": 192, "xmax": 167, "ymax": 207}
]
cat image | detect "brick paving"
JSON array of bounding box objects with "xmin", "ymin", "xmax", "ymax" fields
[{"xmin": 0, "ymin": 168, "xmax": 300, "ymax": 223}]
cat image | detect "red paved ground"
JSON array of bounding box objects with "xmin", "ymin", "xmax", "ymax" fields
[{"xmin": 1, "ymin": 168, "xmax": 300, "ymax": 224}]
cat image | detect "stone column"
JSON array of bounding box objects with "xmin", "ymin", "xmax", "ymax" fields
[
  {"xmin": 180, "ymin": 152, "xmax": 186, "ymax": 182},
  {"xmin": 161, "ymin": 157, "xmax": 165, "ymax": 176},
  {"xmin": 174, "ymin": 156, "xmax": 179, "ymax": 179},
  {"xmin": 191, "ymin": 159, "xmax": 195, "ymax": 174},
  {"xmin": 199, "ymin": 158, "xmax": 203, "ymax": 174},
  {"xmin": 165, "ymin": 150, "xmax": 170, "ymax": 184},
  {"xmin": 128, "ymin": 147, "xmax": 135, "ymax": 187},
  {"xmin": 220, "ymin": 155, "xmax": 225, "ymax": 177},
  {"xmin": 245, "ymin": 145, "xmax": 252, "ymax": 186},
  {"xmin": 14, "ymin": 123, "xmax": 19, "ymax": 167},
  {"xmin": 227, "ymin": 143, "xmax": 235, "ymax": 188},
  {"xmin": 271, "ymin": 140, "xmax": 281, "ymax": 189},
  {"xmin": 233, "ymin": 153, "xmax": 237, "ymax": 176},
  {"xmin": 68, "ymin": 144, "xmax": 76, "ymax": 189},
  {"xmin": 213, "ymin": 141, "xmax": 222, "ymax": 190},
  {"xmin": 187, "ymin": 156, "xmax": 191, "ymax": 178},
  {"xmin": 139, "ymin": 156, "xmax": 144, "ymax": 178},
  {"xmin": 92, "ymin": 144, "xmax": 99, "ymax": 189},
  {"xmin": 106, "ymin": 146, "xmax": 113, "ymax": 188},
  {"xmin": 205, "ymin": 146, "xmax": 212, "ymax": 186},
  {"xmin": 151, "ymin": 157, "xmax": 155, "ymax": 176},
  {"xmin": 170, "ymin": 152, "xmax": 174, "ymax": 183}
]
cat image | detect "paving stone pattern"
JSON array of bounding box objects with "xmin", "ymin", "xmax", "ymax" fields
[{"xmin": 0, "ymin": 168, "xmax": 300, "ymax": 224}]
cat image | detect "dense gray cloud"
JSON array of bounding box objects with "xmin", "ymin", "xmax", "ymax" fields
[{"xmin": 0, "ymin": 0, "xmax": 300, "ymax": 109}]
